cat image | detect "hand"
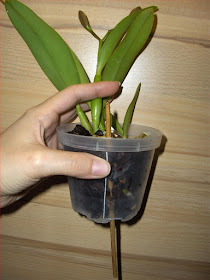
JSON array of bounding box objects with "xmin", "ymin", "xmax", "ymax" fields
[{"xmin": 0, "ymin": 81, "xmax": 120, "ymax": 208}]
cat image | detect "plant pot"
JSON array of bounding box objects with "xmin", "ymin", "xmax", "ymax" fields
[{"xmin": 57, "ymin": 123, "xmax": 162, "ymax": 223}]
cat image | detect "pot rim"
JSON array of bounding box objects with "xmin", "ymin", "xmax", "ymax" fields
[{"xmin": 57, "ymin": 123, "xmax": 163, "ymax": 152}]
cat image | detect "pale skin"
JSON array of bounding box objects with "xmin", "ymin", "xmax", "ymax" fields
[{"xmin": 0, "ymin": 81, "xmax": 120, "ymax": 208}]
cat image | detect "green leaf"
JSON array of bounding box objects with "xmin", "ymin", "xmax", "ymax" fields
[
  {"xmin": 111, "ymin": 113, "xmax": 123, "ymax": 136},
  {"xmin": 5, "ymin": 0, "xmax": 90, "ymax": 91},
  {"xmin": 102, "ymin": 8, "xmax": 156, "ymax": 83},
  {"xmin": 123, "ymin": 83, "xmax": 141, "ymax": 138},
  {"xmin": 71, "ymin": 51, "xmax": 90, "ymax": 84},
  {"xmin": 97, "ymin": 8, "xmax": 142, "ymax": 75},
  {"xmin": 91, "ymin": 97, "xmax": 102, "ymax": 132},
  {"xmin": 129, "ymin": 6, "xmax": 142, "ymax": 14},
  {"xmin": 5, "ymin": 0, "xmax": 92, "ymax": 132},
  {"xmin": 76, "ymin": 104, "xmax": 93, "ymax": 134}
]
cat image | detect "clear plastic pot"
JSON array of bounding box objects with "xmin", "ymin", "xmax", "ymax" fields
[{"xmin": 57, "ymin": 123, "xmax": 162, "ymax": 223}]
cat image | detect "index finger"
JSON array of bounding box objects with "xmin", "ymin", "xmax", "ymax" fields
[{"xmin": 41, "ymin": 81, "xmax": 120, "ymax": 116}]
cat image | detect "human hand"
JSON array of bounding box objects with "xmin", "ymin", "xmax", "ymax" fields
[{"xmin": 0, "ymin": 81, "xmax": 120, "ymax": 208}]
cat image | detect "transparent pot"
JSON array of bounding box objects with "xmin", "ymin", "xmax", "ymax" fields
[{"xmin": 57, "ymin": 123, "xmax": 162, "ymax": 223}]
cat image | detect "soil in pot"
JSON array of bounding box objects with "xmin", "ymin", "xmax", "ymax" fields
[{"xmin": 65, "ymin": 145, "xmax": 154, "ymax": 223}]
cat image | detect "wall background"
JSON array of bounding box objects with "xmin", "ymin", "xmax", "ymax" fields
[{"xmin": 1, "ymin": 1, "xmax": 209, "ymax": 279}]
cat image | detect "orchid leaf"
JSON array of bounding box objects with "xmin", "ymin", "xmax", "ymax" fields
[
  {"xmin": 5, "ymin": 0, "xmax": 90, "ymax": 90},
  {"xmin": 123, "ymin": 83, "xmax": 141, "ymax": 138},
  {"xmin": 5, "ymin": 0, "xmax": 92, "ymax": 132},
  {"xmin": 102, "ymin": 8, "xmax": 156, "ymax": 83},
  {"xmin": 97, "ymin": 8, "xmax": 142, "ymax": 75},
  {"xmin": 130, "ymin": 6, "xmax": 141, "ymax": 15}
]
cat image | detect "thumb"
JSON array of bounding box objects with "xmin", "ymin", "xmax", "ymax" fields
[{"xmin": 34, "ymin": 148, "xmax": 111, "ymax": 179}]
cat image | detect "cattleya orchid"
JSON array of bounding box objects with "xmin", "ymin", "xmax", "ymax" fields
[{"xmin": 2, "ymin": 0, "xmax": 157, "ymax": 137}]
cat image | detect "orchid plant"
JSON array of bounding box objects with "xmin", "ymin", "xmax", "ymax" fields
[{"xmin": 2, "ymin": 0, "xmax": 158, "ymax": 138}]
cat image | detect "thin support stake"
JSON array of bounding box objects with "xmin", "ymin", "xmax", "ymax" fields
[
  {"xmin": 105, "ymin": 101, "xmax": 111, "ymax": 138},
  {"xmin": 110, "ymin": 220, "xmax": 118, "ymax": 278},
  {"xmin": 105, "ymin": 101, "xmax": 118, "ymax": 278}
]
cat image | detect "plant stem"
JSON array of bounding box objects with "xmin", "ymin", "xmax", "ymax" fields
[
  {"xmin": 91, "ymin": 40, "xmax": 103, "ymax": 132},
  {"xmin": 76, "ymin": 104, "xmax": 93, "ymax": 134}
]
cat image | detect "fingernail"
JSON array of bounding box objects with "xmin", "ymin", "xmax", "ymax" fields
[{"xmin": 91, "ymin": 159, "xmax": 110, "ymax": 177}]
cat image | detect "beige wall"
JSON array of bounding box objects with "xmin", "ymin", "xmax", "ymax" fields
[{"xmin": 1, "ymin": 1, "xmax": 209, "ymax": 279}]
